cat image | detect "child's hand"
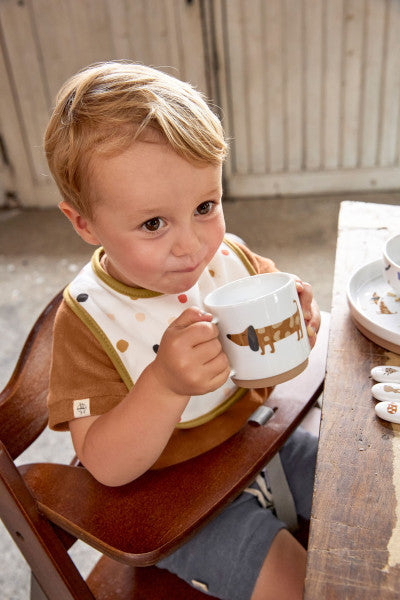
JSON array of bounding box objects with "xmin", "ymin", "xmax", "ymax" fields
[
  {"xmin": 151, "ymin": 307, "xmax": 230, "ymax": 397},
  {"xmin": 295, "ymin": 279, "xmax": 320, "ymax": 349}
]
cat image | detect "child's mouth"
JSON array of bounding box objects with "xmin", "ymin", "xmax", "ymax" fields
[{"xmin": 173, "ymin": 263, "xmax": 201, "ymax": 273}]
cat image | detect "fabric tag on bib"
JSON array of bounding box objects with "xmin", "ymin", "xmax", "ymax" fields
[{"xmin": 73, "ymin": 398, "xmax": 91, "ymax": 418}]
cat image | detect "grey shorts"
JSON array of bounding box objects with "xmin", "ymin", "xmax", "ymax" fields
[{"xmin": 157, "ymin": 427, "xmax": 317, "ymax": 600}]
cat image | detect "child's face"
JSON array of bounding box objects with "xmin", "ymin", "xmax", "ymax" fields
[{"xmin": 72, "ymin": 140, "xmax": 225, "ymax": 294}]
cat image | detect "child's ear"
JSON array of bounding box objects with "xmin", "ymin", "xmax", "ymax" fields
[{"xmin": 59, "ymin": 201, "xmax": 100, "ymax": 245}]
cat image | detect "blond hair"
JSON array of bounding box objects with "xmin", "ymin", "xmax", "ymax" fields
[{"xmin": 44, "ymin": 61, "xmax": 227, "ymax": 217}]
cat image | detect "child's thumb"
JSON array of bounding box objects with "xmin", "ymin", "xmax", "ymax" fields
[{"xmin": 171, "ymin": 306, "xmax": 213, "ymax": 329}]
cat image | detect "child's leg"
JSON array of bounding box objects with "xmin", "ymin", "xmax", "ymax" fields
[
  {"xmin": 157, "ymin": 428, "xmax": 317, "ymax": 599},
  {"xmin": 250, "ymin": 529, "xmax": 306, "ymax": 600}
]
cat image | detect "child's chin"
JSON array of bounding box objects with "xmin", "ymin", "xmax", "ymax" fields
[
  {"xmin": 162, "ymin": 278, "xmax": 199, "ymax": 295},
  {"xmin": 167, "ymin": 271, "xmax": 204, "ymax": 293}
]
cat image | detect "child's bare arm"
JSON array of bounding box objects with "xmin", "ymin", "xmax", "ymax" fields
[{"xmin": 69, "ymin": 307, "xmax": 230, "ymax": 486}]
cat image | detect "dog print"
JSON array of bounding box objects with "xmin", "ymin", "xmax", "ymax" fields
[{"xmin": 226, "ymin": 300, "xmax": 303, "ymax": 355}]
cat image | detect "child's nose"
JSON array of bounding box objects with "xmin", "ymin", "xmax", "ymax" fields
[{"xmin": 172, "ymin": 227, "xmax": 202, "ymax": 256}]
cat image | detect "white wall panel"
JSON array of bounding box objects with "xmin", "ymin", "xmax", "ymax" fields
[
  {"xmin": 1, "ymin": 0, "xmax": 400, "ymax": 204},
  {"xmin": 217, "ymin": 0, "xmax": 400, "ymax": 197},
  {"xmin": 0, "ymin": 0, "xmax": 207, "ymax": 206}
]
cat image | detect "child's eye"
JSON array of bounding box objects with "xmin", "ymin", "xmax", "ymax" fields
[
  {"xmin": 195, "ymin": 201, "xmax": 213, "ymax": 216},
  {"xmin": 142, "ymin": 217, "xmax": 165, "ymax": 232}
]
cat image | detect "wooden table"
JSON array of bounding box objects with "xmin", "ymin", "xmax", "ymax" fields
[{"xmin": 304, "ymin": 201, "xmax": 400, "ymax": 599}]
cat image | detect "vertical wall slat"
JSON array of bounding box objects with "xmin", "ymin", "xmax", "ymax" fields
[
  {"xmin": 359, "ymin": 0, "xmax": 385, "ymax": 168},
  {"xmin": 284, "ymin": 0, "xmax": 303, "ymax": 172},
  {"xmin": 124, "ymin": 1, "xmax": 150, "ymax": 64},
  {"xmin": 264, "ymin": 0, "xmax": 285, "ymax": 173},
  {"xmin": 243, "ymin": 0, "xmax": 267, "ymax": 174},
  {"xmin": 225, "ymin": 0, "xmax": 249, "ymax": 175},
  {"xmin": 341, "ymin": 0, "xmax": 365, "ymax": 168},
  {"xmin": 322, "ymin": 0, "xmax": 343, "ymax": 169},
  {"xmin": 106, "ymin": 0, "xmax": 131, "ymax": 58},
  {"xmin": 212, "ymin": 0, "xmax": 233, "ymax": 180},
  {"xmin": 379, "ymin": 0, "xmax": 400, "ymax": 167},
  {"xmin": 174, "ymin": 0, "xmax": 208, "ymax": 93},
  {"xmin": 304, "ymin": 0, "xmax": 323, "ymax": 171},
  {"xmin": 146, "ymin": 0, "xmax": 172, "ymax": 68}
]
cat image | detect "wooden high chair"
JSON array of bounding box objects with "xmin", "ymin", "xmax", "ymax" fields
[{"xmin": 0, "ymin": 291, "xmax": 328, "ymax": 600}]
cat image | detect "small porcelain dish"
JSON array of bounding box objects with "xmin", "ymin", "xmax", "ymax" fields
[
  {"xmin": 346, "ymin": 259, "xmax": 400, "ymax": 353},
  {"xmin": 375, "ymin": 400, "xmax": 400, "ymax": 424},
  {"xmin": 371, "ymin": 365, "xmax": 400, "ymax": 383},
  {"xmin": 371, "ymin": 382, "xmax": 400, "ymax": 402},
  {"xmin": 383, "ymin": 233, "xmax": 400, "ymax": 295}
]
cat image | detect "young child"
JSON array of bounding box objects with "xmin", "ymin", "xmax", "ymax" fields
[{"xmin": 45, "ymin": 61, "xmax": 320, "ymax": 600}]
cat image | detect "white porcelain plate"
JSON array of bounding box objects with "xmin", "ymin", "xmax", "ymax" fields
[{"xmin": 347, "ymin": 259, "xmax": 400, "ymax": 354}]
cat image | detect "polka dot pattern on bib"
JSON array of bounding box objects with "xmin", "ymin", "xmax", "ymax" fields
[{"xmin": 116, "ymin": 339, "xmax": 129, "ymax": 353}]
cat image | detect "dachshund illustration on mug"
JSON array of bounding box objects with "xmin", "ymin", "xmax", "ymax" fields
[{"xmin": 226, "ymin": 300, "xmax": 303, "ymax": 355}]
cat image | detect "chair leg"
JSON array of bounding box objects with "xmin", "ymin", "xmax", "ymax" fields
[{"xmin": 31, "ymin": 574, "xmax": 48, "ymax": 600}]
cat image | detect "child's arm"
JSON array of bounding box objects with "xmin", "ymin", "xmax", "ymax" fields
[{"xmin": 69, "ymin": 307, "xmax": 229, "ymax": 487}]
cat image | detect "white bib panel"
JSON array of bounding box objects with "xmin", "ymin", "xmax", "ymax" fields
[{"xmin": 65, "ymin": 240, "xmax": 253, "ymax": 427}]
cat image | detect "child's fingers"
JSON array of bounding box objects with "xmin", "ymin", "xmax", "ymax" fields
[
  {"xmin": 307, "ymin": 324, "xmax": 316, "ymax": 337},
  {"xmin": 166, "ymin": 307, "xmax": 217, "ymax": 344},
  {"xmin": 179, "ymin": 319, "xmax": 220, "ymax": 349},
  {"xmin": 208, "ymin": 364, "xmax": 232, "ymax": 391},
  {"xmin": 295, "ymin": 278, "xmax": 311, "ymax": 296},
  {"xmin": 305, "ymin": 301, "xmax": 320, "ymax": 348},
  {"xmin": 171, "ymin": 306, "xmax": 213, "ymax": 329},
  {"xmin": 297, "ymin": 281, "xmax": 313, "ymax": 321},
  {"xmin": 194, "ymin": 338, "xmax": 228, "ymax": 366},
  {"xmin": 307, "ymin": 324, "xmax": 317, "ymax": 348},
  {"xmin": 200, "ymin": 351, "xmax": 231, "ymax": 391}
]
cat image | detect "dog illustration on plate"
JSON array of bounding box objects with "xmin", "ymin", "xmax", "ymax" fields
[{"xmin": 227, "ymin": 300, "xmax": 303, "ymax": 355}]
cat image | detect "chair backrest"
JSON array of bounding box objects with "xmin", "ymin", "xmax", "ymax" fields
[
  {"xmin": 0, "ymin": 290, "xmax": 101, "ymax": 600},
  {"xmin": 0, "ymin": 291, "xmax": 63, "ymax": 459}
]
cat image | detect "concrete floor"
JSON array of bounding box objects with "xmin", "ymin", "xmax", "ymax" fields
[{"xmin": 1, "ymin": 191, "xmax": 400, "ymax": 598}]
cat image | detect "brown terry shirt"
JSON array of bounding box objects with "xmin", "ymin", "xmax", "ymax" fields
[{"xmin": 47, "ymin": 243, "xmax": 277, "ymax": 468}]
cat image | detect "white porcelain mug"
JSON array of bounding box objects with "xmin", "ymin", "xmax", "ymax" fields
[
  {"xmin": 203, "ymin": 272, "xmax": 311, "ymax": 388},
  {"xmin": 383, "ymin": 233, "xmax": 400, "ymax": 295}
]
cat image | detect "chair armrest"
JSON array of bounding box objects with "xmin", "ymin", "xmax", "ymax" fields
[{"xmin": 19, "ymin": 395, "xmax": 319, "ymax": 566}]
